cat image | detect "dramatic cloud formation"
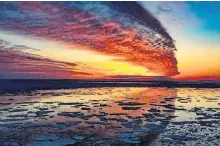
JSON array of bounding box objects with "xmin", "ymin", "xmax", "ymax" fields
[{"xmin": 0, "ymin": 2, "xmax": 179, "ymax": 79}]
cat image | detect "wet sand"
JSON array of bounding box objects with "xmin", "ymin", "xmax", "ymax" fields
[{"xmin": 0, "ymin": 87, "xmax": 219, "ymax": 146}]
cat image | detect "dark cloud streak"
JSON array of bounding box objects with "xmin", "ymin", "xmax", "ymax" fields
[{"xmin": 0, "ymin": 40, "xmax": 93, "ymax": 79}]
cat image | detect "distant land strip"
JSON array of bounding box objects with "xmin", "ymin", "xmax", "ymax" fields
[{"xmin": 0, "ymin": 79, "xmax": 220, "ymax": 93}]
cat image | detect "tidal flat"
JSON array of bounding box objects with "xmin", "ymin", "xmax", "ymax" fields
[{"xmin": 0, "ymin": 87, "xmax": 219, "ymax": 146}]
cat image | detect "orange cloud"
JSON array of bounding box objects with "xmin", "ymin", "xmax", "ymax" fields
[{"xmin": 0, "ymin": 2, "xmax": 179, "ymax": 78}]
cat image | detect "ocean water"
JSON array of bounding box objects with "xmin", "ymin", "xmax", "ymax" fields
[{"xmin": 0, "ymin": 87, "xmax": 219, "ymax": 146}]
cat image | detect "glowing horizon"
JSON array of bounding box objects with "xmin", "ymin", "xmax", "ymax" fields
[{"xmin": 0, "ymin": 2, "xmax": 220, "ymax": 80}]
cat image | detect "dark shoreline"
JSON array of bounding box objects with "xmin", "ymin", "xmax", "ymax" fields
[{"xmin": 0, "ymin": 79, "xmax": 220, "ymax": 93}]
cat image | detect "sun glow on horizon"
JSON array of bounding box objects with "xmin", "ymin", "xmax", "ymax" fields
[{"xmin": 0, "ymin": 2, "xmax": 220, "ymax": 80}]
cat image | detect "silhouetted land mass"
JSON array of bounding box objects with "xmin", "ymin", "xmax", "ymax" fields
[{"xmin": 0, "ymin": 79, "xmax": 220, "ymax": 93}]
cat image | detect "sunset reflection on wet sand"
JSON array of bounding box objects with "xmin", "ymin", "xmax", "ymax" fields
[{"xmin": 0, "ymin": 87, "xmax": 219, "ymax": 146}]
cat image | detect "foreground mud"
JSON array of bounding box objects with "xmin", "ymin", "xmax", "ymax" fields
[{"xmin": 0, "ymin": 87, "xmax": 219, "ymax": 146}]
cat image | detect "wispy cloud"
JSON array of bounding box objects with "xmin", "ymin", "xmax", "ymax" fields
[{"xmin": 0, "ymin": 39, "xmax": 94, "ymax": 79}]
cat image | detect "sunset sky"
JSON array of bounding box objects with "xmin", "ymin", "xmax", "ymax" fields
[{"xmin": 0, "ymin": 2, "xmax": 219, "ymax": 80}]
